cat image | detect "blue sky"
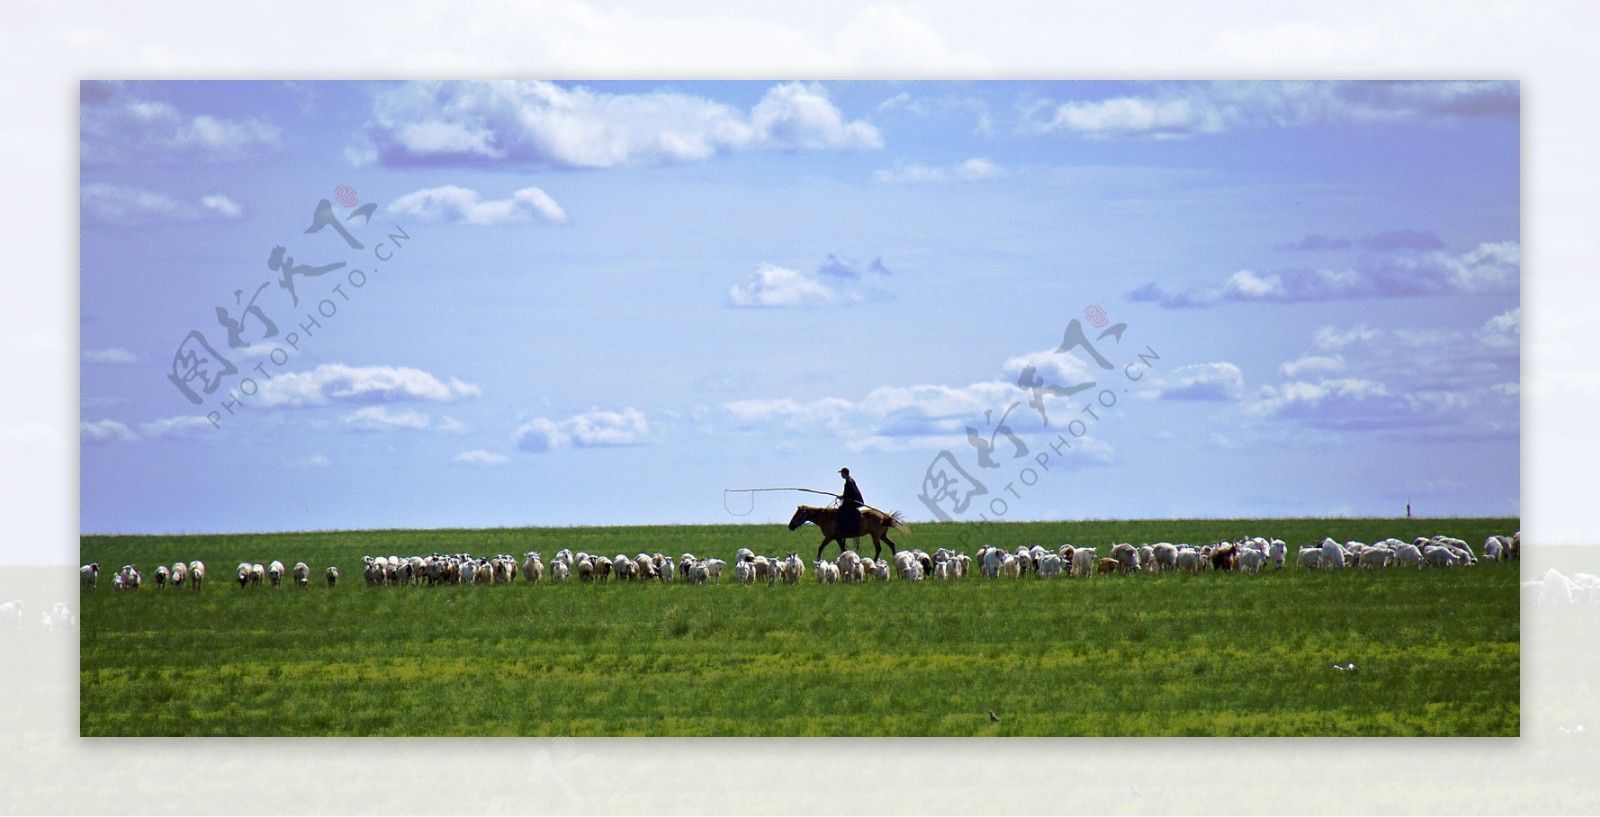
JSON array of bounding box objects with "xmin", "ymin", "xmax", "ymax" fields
[{"xmin": 79, "ymin": 80, "xmax": 1520, "ymax": 534}]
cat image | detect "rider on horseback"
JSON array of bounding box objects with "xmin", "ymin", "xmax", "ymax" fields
[{"xmin": 837, "ymin": 467, "xmax": 864, "ymax": 539}]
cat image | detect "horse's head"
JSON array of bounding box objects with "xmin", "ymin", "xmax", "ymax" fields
[{"xmin": 788, "ymin": 505, "xmax": 817, "ymax": 531}]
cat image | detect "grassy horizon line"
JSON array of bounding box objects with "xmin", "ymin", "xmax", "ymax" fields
[{"xmin": 80, "ymin": 514, "xmax": 1522, "ymax": 541}]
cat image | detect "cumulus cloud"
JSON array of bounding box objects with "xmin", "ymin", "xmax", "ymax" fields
[
  {"xmin": 455, "ymin": 449, "xmax": 509, "ymax": 465},
  {"xmin": 723, "ymin": 341, "xmax": 1125, "ymax": 452},
  {"xmin": 515, "ymin": 408, "xmax": 649, "ymax": 452},
  {"xmin": 81, "ymin": 184, "xmax": 245, "ymax": 227},
  {"xmin": 1478, "ymin": 307, "xmax": 1520, "ymax": 349},
  {"xmin": 728, "ymin": 256, "xmax": 893, "ymax": 308},
  {"xmin": 343, "ymin": 406, "xmax": 433, "ymax": 431},
  {"xmin": 1130, "ymin": 240, "xmax": 1519, "ymax": 308},
  {"xmin": 81, "ymin": 419, "xmax": 136, "ymax": 445},
  {"xmin": 1248, "ymin": 310, "xmax": 1519, "ymax": 436},
  {"xmin": 387, "ymin": 185, "xmax": 567, "ymax": 225},
  {"xmin": 1141, "ymin": 362, "xmax": 1245, "ymax": 401},
  {"xmin": 81, "ymin": 84, "xmax": 282, "ymax": 164},
  {"xmin": 871, "ymin": 157, "xmax": 1003, "ymax": 184},
  {"xmin": 139, "ymin": 415, "xmax": 215, "ymax": 440},
  {"xmin": 254, "ymin": 364, "xmax": 481, "ymax": 408},
  {"xmin": 1030, "ymin": 80, "xmax": 1517, "ymax": 140},
  {"xmin": 1280, "ymin": 354, "xmax": 1345, "ymax": 378},
  {"xmin": 357, "ymin": 81, "xmax": 881, "ymax": 170},
  {"xmin": 82, "ymin": 348, "xmax": 138, "ymax": 364}
]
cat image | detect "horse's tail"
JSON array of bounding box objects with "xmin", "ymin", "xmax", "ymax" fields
[{"xmin": 883, "ymin": 510, "xmax": 911, "ymax": 535}]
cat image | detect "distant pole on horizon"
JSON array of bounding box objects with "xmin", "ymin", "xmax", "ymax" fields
[{"xmin": 1407, "ymin": 502, "xmax": 1412, "ymax": 518}]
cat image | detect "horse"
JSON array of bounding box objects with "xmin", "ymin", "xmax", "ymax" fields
[{"xmin": 788, "ymin": 505, "xmax": 909, "ymax": 561}]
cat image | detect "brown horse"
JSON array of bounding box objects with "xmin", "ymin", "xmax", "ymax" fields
[{"xmin": 788, "ymin": 505, "xmax": 909, "ymax": 561}]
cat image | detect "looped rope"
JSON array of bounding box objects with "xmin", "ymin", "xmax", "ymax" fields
[{"xmin": 722, "ymin": 489, "xmax": 756, "ymax": 517}]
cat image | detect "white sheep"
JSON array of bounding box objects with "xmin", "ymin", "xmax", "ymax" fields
[
  {"xmin": 523, "ymin": 552, "xmax": 544, "ymax": 583},
  {"xmin": 80, "ymin": 563, "xmax": 99, "ymax": 591},
  {"xmin": 1071, "ymin": 546, "xmax": 1098, "ymax": 577},
  {"xmin": 1319, "ymin": 539, "xmax": 1346, "ymax": 570},
  {"xmin": 1237, "ymin": 549, "xmax": 1267, "ymax": 574},
  {"xmin": 736, "ymin": 559, "xmax": 756, "ymax": 585},
  {"xmin": 170, "ymin": 562, "xmax": 188, "ymax": 589},
  {"xmin": 1151, "ymin": 543, "xmax": 1178, "ymax": 572},
  {"xmin": 688, "ymin": 561, "xmax": 710, "ymax": 585},
  {"xmin": 293, "ymin": 562, "xmax": 311, "ymax": 588},
  {"xmin": 154, "ymin": 565, "xmax": 170, "ymax": 589},
  {"xmin": 326, "ymin": 566, "xmax": 340, "ymax": 588},
  {"xmin": 1110, "ymin": 543, "xmax": 1140, "ymax": 573},
  {"xmin": 1357, "ymin": 548, "xmax": 1393, "ymax": 569},
  {"xmin": 268, "ymin": 560, "xmax": 286, "ymax": 587},
  {"xmin": 1267, "ymin": 539, "xmax": 1287, "ymax": 570},
  {"xmin": 188, "ymin": 560, "xmax": 205, "ymax": 590},
  {"xmin": 1176, "ymin": 549, "xmax": 1202, "ymax": 573},
  {"xmin": 1038, "ymin": 554, "xmax": 1065, "ymax": 578},
  {"xmin": 981, "ymin": 547, "xmax": 1003, "ymax": 579}
]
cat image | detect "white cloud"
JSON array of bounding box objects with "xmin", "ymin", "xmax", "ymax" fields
[
  {"xmin": 515, "ymin": 408, "xmax": 650, "ymax": 452},
  {"xmin": 80, "ymin": 419, "xmax": 136, "ymax": 445},
  {"xmin": 82, "ymin": 348, "xmax": 138, "ymax": 365},
  {"xmin": 1223, "ymin": 269, "xmax": 1284, "ymax": 299},
  {"xmin": 1280, "ymin": 354, "xmax": 1345, "ymax": 378},
  {"xmin": 728, "ymin": 256, "xmax": 893, "ymax": 308},
  {"xmin": 456, "ymin": 449, "xmax": 509, "ymax": 465},
  {"xmin": 1315, "ymin": 326, "xmax": 1381, "ymax": 351},
  {"xmin": 387, "ymin": 185, "xmax": 567, "ymax": 225},
  {"xmin": 728, "ymin": 263, "xmax": 840, "ymax": 308},
  {"xmin": 871, "ymin": 157, "xmax": 1003, "ymax": 184},
  {"xmin": 1250, "ymin": 313, "xmax": 1519, "ymax": 436},
  {"xmin": 1132, "ymin": 241, "xmax": 1519, "ymax": 308},
  {"xmin": 1478, "ymin": 307, "xmax": 1520, "ymax": 349},
  {"xmin": 139, "ymin": 415, "xmax": 214, "ymax": 439},
  {"xmin": 81, "ymin": 86, "xmax": 282, "ymax": 164},
  {"xmin": 360, "ymin": 80, "xmax": 881, "ymax": 169},
  {"xmin": 1044, "ymin": 96, "xmax": 1218, "ymax": 139},
  {"xmin": 1142, "ymin": 362, "xmax": 1245, "ymax": 401},
  {"xmin": 199, "ymin": 194, "xmax": 243, "ymax": 219},
  {"xmin": 1031, "ymin": 81, "xmax": 1517, "ymax": 140},
  {"xmin": 724, "ymin": 346, "xmax": 1114, "ymax": 450},
  {"xmin": 343, "ymin": 406, "xmax": 433, "ymax": 431},
  {"xmin": 255, "ymin": 365, "xmax": 481, "ymax": 408},
  {"xmin": 81, "ymin": 183, "xmax": 246, "ymax": 227}
]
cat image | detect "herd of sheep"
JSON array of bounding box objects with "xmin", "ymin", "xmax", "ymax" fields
[{"xmin": 74, "ymin": 532, "xmax": 1521, "ymax": 598}]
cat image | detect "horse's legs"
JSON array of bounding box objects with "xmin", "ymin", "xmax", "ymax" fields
[
  {"xmin": 879, "ymin": 534, "xmax": 899, "ymax": 557},
  {"xmin": 869, "ymin": 534, "xmax": 883, "ymax": 561},
  {"xmin": 817, "ymin": 538, "xmax": 836, "ymax": 561}
]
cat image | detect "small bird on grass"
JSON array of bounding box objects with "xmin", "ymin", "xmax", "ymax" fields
[{"xmin": 988, "ymin": 710, "xmax": 999, "ymax": 723}]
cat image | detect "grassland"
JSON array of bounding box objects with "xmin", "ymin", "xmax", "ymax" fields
[{"xmin": 79, "ymin": 517, "xmax": 1520, "ymax": 737}]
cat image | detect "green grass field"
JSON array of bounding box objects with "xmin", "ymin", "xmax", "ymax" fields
[{"xmin": 79, "ymin": 517, "xmax": 1520, "ymax": 736}]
